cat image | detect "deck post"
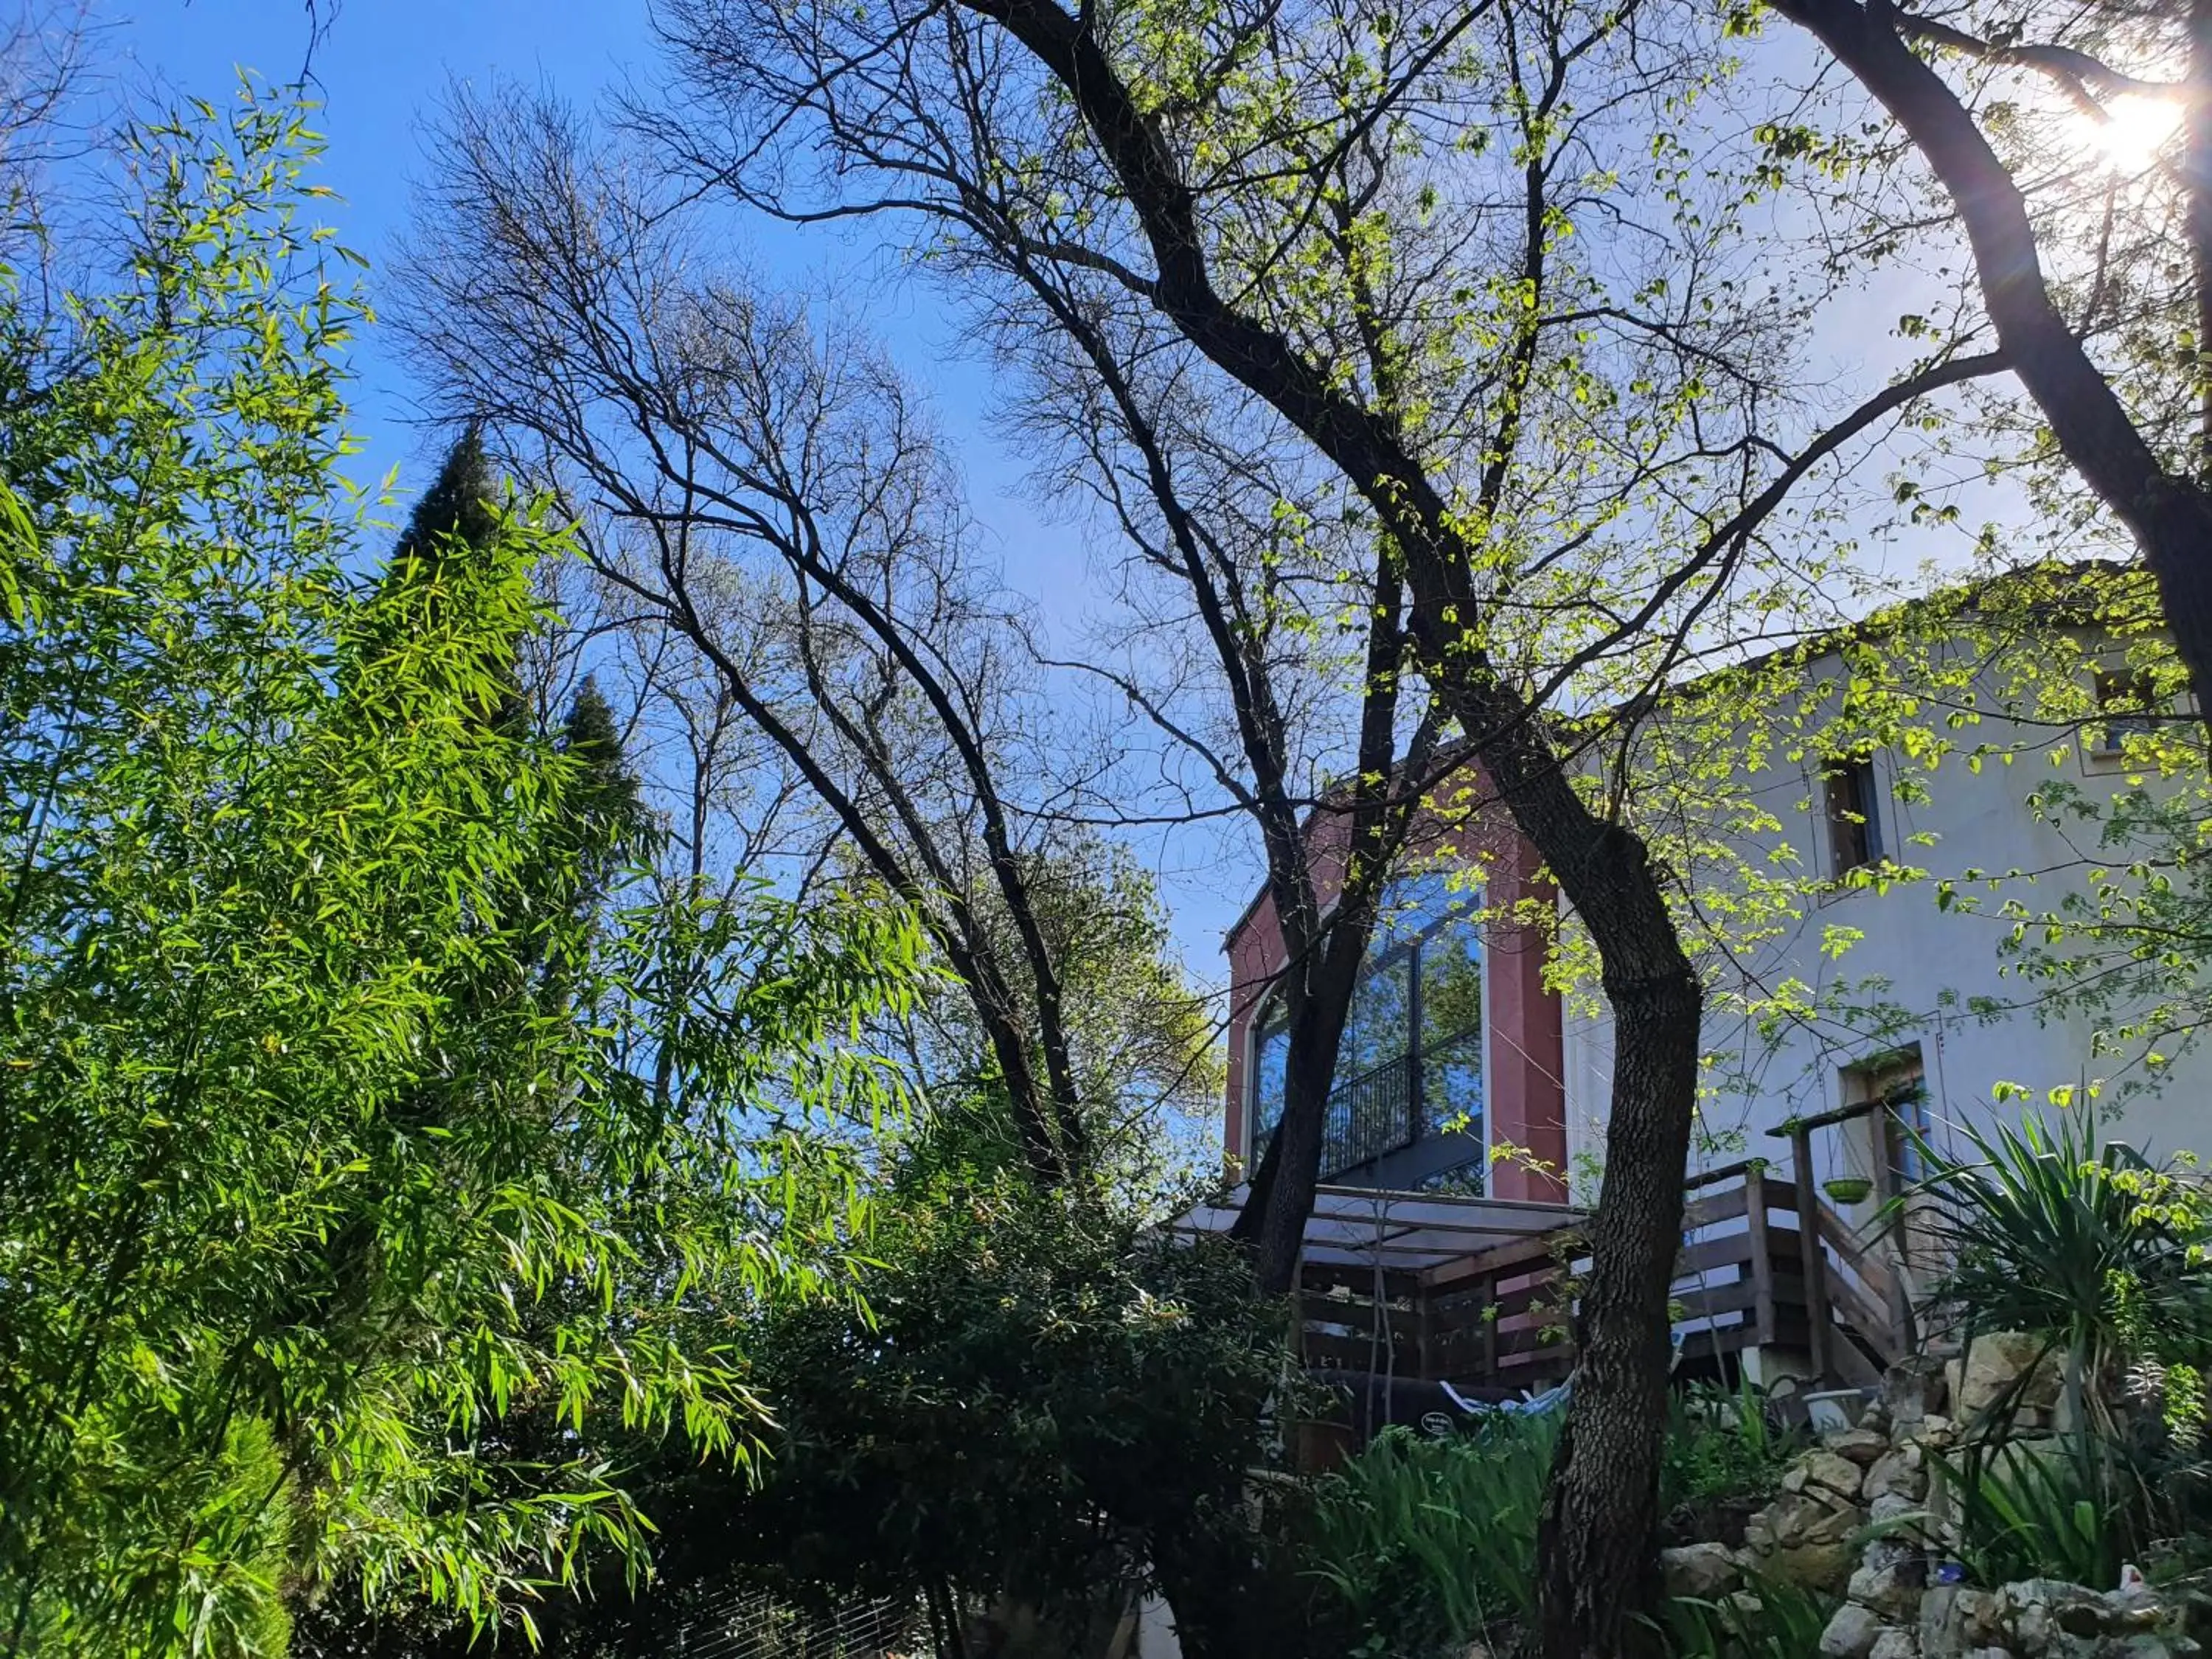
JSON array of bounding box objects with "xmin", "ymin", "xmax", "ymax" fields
[
  {"xmin": 1865, "ymin": 1128, "xmax": 1920, "ymax": 1355},
  {"xmin": 1788, "ymin": 1122, "xmax": 1833, "ymax": 1385},
  {"xmin": 1481, "ymin": 1271, "xmax": 1500, "ymax": 1380},
  {"xmin": 1745, "ymin": 1165, "xmax": 1778, "ymax": 1349}
]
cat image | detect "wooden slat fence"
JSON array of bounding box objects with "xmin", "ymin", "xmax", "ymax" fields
[{"xmin": 1297, "ymin": 1159, "xmax": 1907, "ymax": 1399}]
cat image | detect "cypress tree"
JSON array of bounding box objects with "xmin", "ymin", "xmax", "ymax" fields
[
  {"xmin": 554, "ymin": 674, "xmax": 647, "ymax": 915},
  {"xmin": 370, "ymin": 427, "xmax": 523, "ymax": 730},
  {"xmin": 387, "ymin": 425, "xmax": 502, "ymax": 586}
]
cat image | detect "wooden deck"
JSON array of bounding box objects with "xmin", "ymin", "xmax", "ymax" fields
[{"xmin": 1295, "ymin": 1158, "xmax": 1908, "ymax": 1398}]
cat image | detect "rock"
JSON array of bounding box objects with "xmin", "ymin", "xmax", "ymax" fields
[
  {"xmin": 1865, "ymin": 1536, "xmax": 1921, "ymax": 1574},
  {"xmin": 1787, "ymin": 1447, "xmax": 1870, "ymax": 1499},
  {"xmin": 1829, "ymin": 1426, "xmax": 1893, "ymax": 1466},
  {"xmin": 1884, "ymin": 1354, "xmax": 1949, "ymax": 1426},
  {"xmin": 1865, "ymin": 1443, "xmax": 1930, "ymax": 1503},
  {"xmin": 1950, "ymin": 1332, "xmax": 2062, "ymax": 1422},
  {"xmin": 1869, "ymin": 1631, "xmax": 1921, "ymax": 1659},
  {"xmin": 1823, "ymin": 1602, "xmax": 1891, "ymax": 1659},
  {"xmin": 1744, "ymin": 1490, "xmax": 1868, "ymax": 1593},
  {"xmin": 2104, "ymin": 1590, "xmax": 2169, "ymax": 1635},
  {"xmin": 1921, "ymin": 1586, "xmax": 1997, "ymax": 1658},
  {"xmin": 1851, "ymin": 1559, "xmax": 1930, "ymax": 1622},
  {"xmin": 1915, "ymin": 1414, "xmax": 1962, "ymax": 1450},
  {"xmin": 1870, "ymin": 1492, "xmax": 1924, "ymax": 1527},
  {"xmin": 1997, "ymin": 1578, "xmax": 2107, "ymax": 1652},
  {"xmin": 1661, "ymin": 1543, "xmax": 1742, "ymax": 1600},
  {"xmin": 1722, "ymin": 1590, "xmax": 1766, "ymax": 1624}
]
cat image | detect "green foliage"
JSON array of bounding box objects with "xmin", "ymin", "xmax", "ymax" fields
[
  {"xmin": 433, "ymin": 1102, "xmax": 1297, "ymax": 1655},
  {"xmin": 1305, "ymin": 1413, "xmax": 1559, "ymax": 1653},
  {"xmin": 1660, "ymin": 1381, "xmax": 1804, "ymax": 1521},
  {"xmin": 1637, "ymin": 561, "xmax": 2212, "ymax": 1136},
  {"xmin": 388, "ymin": 425, "xmax": 504, "ymax": 577},
  {"xmin": 1905, "ymin": 1113, "xmax": 2212, "ymax": 1589},
  {"xmin": 1657, "ymin": 1573, "xmax": 1838, "ymax": 1659},
  {"xmin": 1304, "ymin": 1385, "xmax": 1803, "ymax": 1658},
  {"xmin": 1946, "ymin": 1433, "xmax": 2126, "ymax": 1590},
  {"xmin": 895, "ymin": 832, "xmax": 1225, "ymax": 1189},
  {"xmin": 1905, "ymin": 1110, "xmax": 2212, "ymax": 1407},
  {"xmin": 0, "ymin": 86, "xmax": 920, "ymax": 1654}
]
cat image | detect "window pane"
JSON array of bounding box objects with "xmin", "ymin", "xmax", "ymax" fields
[
  {"xmin": 1419, "ymin": 910, "xmax": 1484, "ymax": 1145},
  {"xmin": 1371, "ymin": 870, "xmax": 1452, "ymax": 947},
  {"xmin": 1340, "ymin": 953, "xmax": 1412, "ymax": 1082},
  {"xmin": 1253, "ymin": 1003, "xmax": 1289, "ymax": 1144},
  {"xmin": 1823, "ymin": 759, "xmax": 1879, "ymax": 873},
  {"xmin": 1421, "ymin": 917, "xmax": 1484, "ymax": 1049}
]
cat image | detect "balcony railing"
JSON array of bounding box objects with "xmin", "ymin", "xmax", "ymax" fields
[{"xmin": 1257, "ymin": 1026, "xmax": 1482, "ymax": 1182}]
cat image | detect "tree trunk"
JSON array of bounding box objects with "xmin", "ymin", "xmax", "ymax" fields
[
  {"xmin": 1446, "ymin": 705, "xmax": 1703, "ymax": 1659},
  {"xmin": 1233, "ymin": 962, "xmax": 1361, "ymax": 1297},
  {"xmin": 2191, "ymin": 0, "xmax": 2212, "ymax": 480},
  {"xmin": 1534, "ymin": 950, "xmax": 1700, "ymax": 1659},
  {"xmin": 934, "ymin": 8, "xmax": 1712, "ymax": 1643}
]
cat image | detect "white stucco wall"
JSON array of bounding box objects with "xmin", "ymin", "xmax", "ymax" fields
[{"xmin": 1561, "ymin": 648, "xmax": 2211, "ymax": 1200}]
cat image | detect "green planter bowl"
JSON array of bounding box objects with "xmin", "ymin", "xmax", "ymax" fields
[{"xmin": 1822, "ymin": 1176, "xmax": 1874, "ymax": 1206}]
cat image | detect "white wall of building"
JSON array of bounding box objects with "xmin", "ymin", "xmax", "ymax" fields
[{"xmin": 1561, "ymin": 656, "xmax": 2211, "ymax": 1200}]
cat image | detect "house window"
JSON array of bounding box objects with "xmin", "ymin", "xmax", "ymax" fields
[
  {"xmin": 2088, "ymin": 669, "xmax": 2160, "ymax": 762},
  {"xmin": 1845, "ymin": 1046, "xmax": 1930, "ymax": 1191},
  {"xmin": 1821, "ymin": 757, "xmax": 1883, "ymax": 877},
  {"xmin": 1248, "ymin": 872, "xmax": 1484, "ymax": 1182}
]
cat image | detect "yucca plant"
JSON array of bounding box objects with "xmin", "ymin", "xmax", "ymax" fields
[
  {"xmin": 1899, "ymin": 1109, "xmax": 2212, "ymax": 1431},
  {"xmin": 1900, "ymin": 1109, "xmax": 2212, "ymax": 1587},
  {"xmin": 1944, "ymin": 1433, "xmax": 2119, "ymax": 1589}
]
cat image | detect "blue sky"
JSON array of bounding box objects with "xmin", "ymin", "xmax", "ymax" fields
[
  {"xmin": 109, "ymin": 0, "xmax": 1256, "ymax": 971},
  {"xmin": 97, "ymin": 1, "xmax": 2049, "ymax": 990}
]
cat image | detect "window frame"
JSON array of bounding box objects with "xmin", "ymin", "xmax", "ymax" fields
[
  {"xmin": 1820, "ymin": 754, "xmax": 1885, "ymax": 880},
  {"xmin": 2084, "ymin": 667, "xmax": 2163, "ymax": 771},
  {"xmin": 1242, "ymin": 875, "xmax": 1489, "ymax": 1178}
]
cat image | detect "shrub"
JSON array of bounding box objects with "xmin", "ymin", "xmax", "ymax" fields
[
  {"xmin": 1304, "ymin": 1412, "xmax": 1559, "ymax": 1655},
  {"xmin": 1658, "ymin": 1573, "xmax": 1837, "ymax": 1658},
  {"xmin": 1302, "ymin": 1385, "xmax": 1798, "ymax": 1658},
  {"xmin": 1905, "ymin": 1110, "xmax": 2212, "ymax": 1588},
  {"xmin": 1660, "ymin": 1380, "xmax": 1804, "ymax": 1523}
]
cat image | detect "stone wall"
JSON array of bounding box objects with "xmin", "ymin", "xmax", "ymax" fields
[{"xmin": 1656, "ymin": 1345, "xmax": 2207, "ymax": 1659}]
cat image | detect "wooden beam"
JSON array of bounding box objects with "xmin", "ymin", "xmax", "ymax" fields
[
  {"xmin": 1789, "ymin": 1121, "xmax": 1834, "ymax": 1384},
  {"xmin": 1745, "ymin": 1166, "xmax": 1778, "ymax": 1348},
  {"xmin": 1767, "ymin": 1097, "xmax": 1886, "ymax": 1138}
]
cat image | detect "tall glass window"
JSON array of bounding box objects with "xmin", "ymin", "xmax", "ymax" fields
[{"xmin": 1248, "ymin": 872, "xmax": 1484, "ymax": 1182}]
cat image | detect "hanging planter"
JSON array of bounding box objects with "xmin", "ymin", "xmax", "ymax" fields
[{"xmin": 1822, "ymin": 1175, "xmax": 1874, "ymax": 1206}]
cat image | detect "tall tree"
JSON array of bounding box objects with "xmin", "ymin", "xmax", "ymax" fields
[
  {"xmin": 397, "ymin": 108, "xmax": 1348, "ymax": 1200},
  {"xmin": 0, "ymin": 87, "xmax": 918, "ymax": 1655},
  {"xmin": 367, "ymin": 427, "xmax": 522, "ymax": 728},
  {"xmin": 638, "ymin": 0, "xmax": 2008, "ymax": 1647},
  {"xmin": 403, "ymin": 86, "xmax": 1461, "ymax": 1318},
  {"xmin": 389, "ymin": 427, "xmax": 502, "ymax": 579}
]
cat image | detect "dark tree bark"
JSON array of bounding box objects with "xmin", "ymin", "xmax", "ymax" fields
[
  {"xmin": 932, "ymin": 2, "xmax": 1703, "ymax": 1647},
  {"xmin": 1773, "ymin": 0, "xmax": 2212, "ymax": 737},
  {"xmin": 625, "ymin": 1, "xmax": 2011, "ymax": 1641},
  {"xmin": 2191, "ymin": 0, "xmax": 2212, "ymax": 481}
]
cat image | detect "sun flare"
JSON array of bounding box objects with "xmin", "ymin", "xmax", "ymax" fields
[{"xmin": 2084, "ymin": 91, "xmax": 2185, "ymax": 172}]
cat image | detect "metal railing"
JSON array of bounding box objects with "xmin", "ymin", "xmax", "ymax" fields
[
  {"xmin": 1321, "ymin": 1049, "xmax": 1417, "ymax": 1175},
  {"xmin": 1258, "ymin": 1026, "xmax": 1482, "ymax": 1181}
]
